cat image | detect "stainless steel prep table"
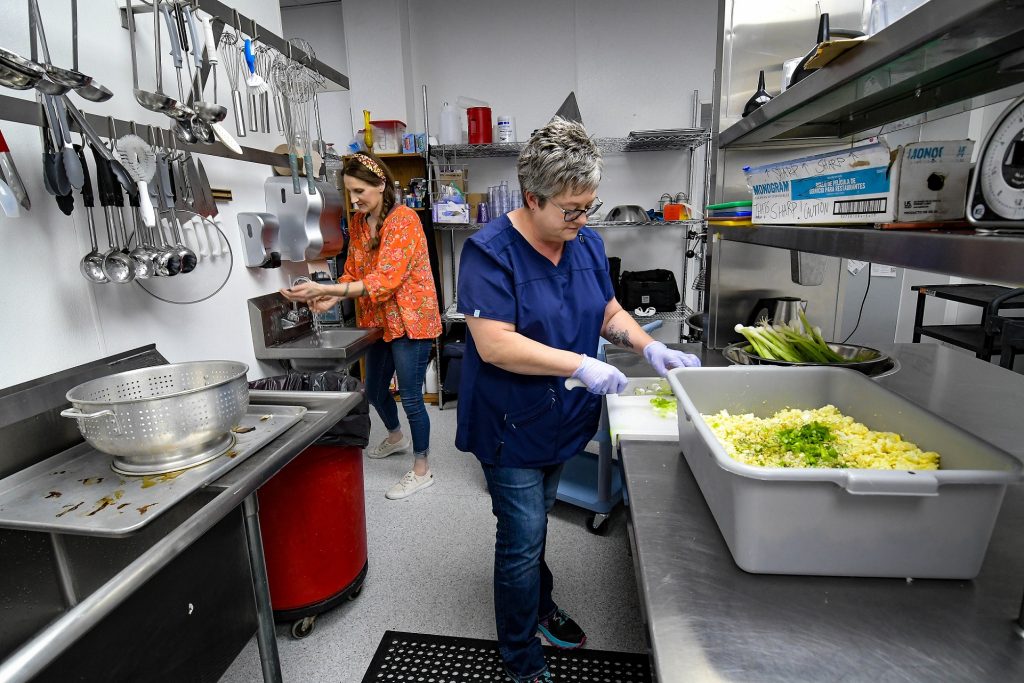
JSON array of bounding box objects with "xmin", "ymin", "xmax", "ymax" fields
[
  {"xmin": 617, "ymin": 344, "xmax": 1024, "ymax": 682},
  {"xmin": 0, "ymin": 387, "xmax": 361, "ymax": 683}
]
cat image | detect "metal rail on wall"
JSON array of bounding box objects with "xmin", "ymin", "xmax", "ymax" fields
[
  {"xmin": 0, "ymin": 93, "xmax": 289, "ymax": 166},
  {"xmin": 118, "ymin": 0, "xmax": 349, "ymax": 92},
  {"xmin": 0, "ymin": 1, "xmax": 351, "ymax": 167}
]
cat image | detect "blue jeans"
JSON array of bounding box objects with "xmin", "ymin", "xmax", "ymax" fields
[
  {"xmin": 364, "ymin": 337, "xmax": 433, "ymax": 455},
  {"xmin": 481, "ymin": 462, "xmax": 564, "ymax": 681}
]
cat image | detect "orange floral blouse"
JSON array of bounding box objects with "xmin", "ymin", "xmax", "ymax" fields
[{"xmin": 341, "ymin": 204, "xmax": 442, "ymax": 342}]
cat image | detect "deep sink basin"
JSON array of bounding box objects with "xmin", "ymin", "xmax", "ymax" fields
[
  {"xmin": 276, "ymin": 328, "xmax": 375, "ymax": 351},
  {"xmin": 248, "ymin": 293, "xmax": 382, "ymax": 368}
]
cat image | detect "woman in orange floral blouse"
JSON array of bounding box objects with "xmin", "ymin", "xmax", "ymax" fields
[{"xmin": 282, "ymin": 150, "xmax": 442, "ymax": 500}]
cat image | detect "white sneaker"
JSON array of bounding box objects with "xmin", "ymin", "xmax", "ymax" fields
[
  {"xmin": 368, "ymin": 435, "xmax": 411, "ymax": 459},
  {"xmin": 385, "ymin": 470, "xmax": 435, "ymax": 500}
]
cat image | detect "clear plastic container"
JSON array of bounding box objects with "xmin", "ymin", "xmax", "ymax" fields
[{"xmin": 370, "ymin": 120, "xmax": 407, "ymax": 154}]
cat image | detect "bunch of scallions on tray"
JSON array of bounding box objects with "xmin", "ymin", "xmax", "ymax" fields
[{"xmin": 734, "ymin": 310, "xmax": 871, "ymax": 364}]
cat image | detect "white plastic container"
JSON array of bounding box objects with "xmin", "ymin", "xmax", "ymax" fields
[
  {"xmin": 439, "ymin": 103, "xmax": 461, "ymax": 145},
  {"xmin": 667, "ymin": 366, "xmax": 1022, "ymax": 579},
  {"xmin": 424, "ymin": 359, "xmax": 439, "ymax": 394},
  {"xmin": 496, "ymin": 115, "xmax": 515, "ymax": 143}
]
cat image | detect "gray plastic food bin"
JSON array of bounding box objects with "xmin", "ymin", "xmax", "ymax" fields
[{"xmin": 667, "ymin": 366, "xmax": 1023, "ymax": 579}]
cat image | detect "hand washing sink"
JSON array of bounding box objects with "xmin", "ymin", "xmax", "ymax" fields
[{"xmin": 247, "ymin": 293, "xmax": 382, "ymax": 368}]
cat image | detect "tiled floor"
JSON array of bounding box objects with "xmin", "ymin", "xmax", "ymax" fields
[{"xmin": 220, "ymin": 402, "xmax": 645, "ymax": 682}]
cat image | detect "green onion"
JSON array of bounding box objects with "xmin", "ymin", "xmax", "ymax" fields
[{"xmin": 734, "ymin": 310, "xmax": 848, "ymax": 364}]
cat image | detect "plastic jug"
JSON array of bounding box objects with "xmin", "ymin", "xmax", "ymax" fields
[{"xmin": 440, "ymin": 102, "xmax": 461, "ymax": 145}]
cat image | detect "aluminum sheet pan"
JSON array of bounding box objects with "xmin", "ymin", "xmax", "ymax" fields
[{"xmin": 0, "ymin": 404, "xmax": 306, "ymax": 537}]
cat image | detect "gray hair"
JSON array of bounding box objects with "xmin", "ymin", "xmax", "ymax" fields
[{"xmin": 517, "ymin": 116, "xmax": 602, "ymax": 205}]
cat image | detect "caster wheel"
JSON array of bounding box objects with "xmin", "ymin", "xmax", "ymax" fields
[
  {"xmin": 347, "ymin": 586, "xmax": 363, "ymax": 601},
  {"xmin": 291, "ymin": 616, "xmax": 315, "ymax": 639},
  {"xmin": 586, "ymin": 513, "xmax": 610, "ymax": 536}
]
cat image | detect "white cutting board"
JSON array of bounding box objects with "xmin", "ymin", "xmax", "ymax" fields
[{"xmin": 606, "ymin": 379, "xmax": 680, "ymax": 443}]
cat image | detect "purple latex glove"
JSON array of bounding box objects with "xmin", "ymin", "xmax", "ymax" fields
[
  {"xmin": 643, "ymin": 341, "xmax": 701, "ymax": 376},
  {"xmin": 571, "ymin": 355, "xmax": 628, "ymax": 395}
]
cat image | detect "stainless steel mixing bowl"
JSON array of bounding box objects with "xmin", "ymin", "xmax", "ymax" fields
[
  {"xmin": 61, "ymin": 361, "xmax": 249, "ymax": 475},
  {"xmin": 722, "ymin": 342, "xmax": 898, "ymax": 378}
]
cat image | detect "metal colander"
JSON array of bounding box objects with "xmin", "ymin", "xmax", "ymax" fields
[{"xmin": 61, "ymin": 361, "xmax": 249, "ymax": 475}]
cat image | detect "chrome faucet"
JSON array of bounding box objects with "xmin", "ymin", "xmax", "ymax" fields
[{"xmin": 279, "ymin": 304, "xmax": 311, "ymax": 330}]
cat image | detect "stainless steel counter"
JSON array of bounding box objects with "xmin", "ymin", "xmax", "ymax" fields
[
  {"xmin": 618, "ymin": 344, "xmax": 1024, "ymax": 682},
  {"xmin": 0, "ymin": 390, "xmax": 360, "ymax": 683}
]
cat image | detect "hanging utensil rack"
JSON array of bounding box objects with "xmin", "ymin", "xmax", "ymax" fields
[
  {"xmin": 0, "ymin": 92, "xmax": 287, "ymax": 166},
  {"xmin": 118, "ymin": 1, "xmax": 349, "ymax": 93},
  {"xmin": 0, "ymin": 1, "xmax": 350, "ymax": 169}
]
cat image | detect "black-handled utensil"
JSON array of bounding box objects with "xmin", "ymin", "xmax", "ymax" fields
[
  {"xmin": 75, "ymin": 142, "xmax": 107, "ymax": 283},
  {"xmin": 89, "ymin": 140, "xmax": 134, "ymax": 283}
]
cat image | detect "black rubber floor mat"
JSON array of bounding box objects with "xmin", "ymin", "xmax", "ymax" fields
[{"xmin": 361, "ymin": 630, "xmax": 652, "ymax": 682}]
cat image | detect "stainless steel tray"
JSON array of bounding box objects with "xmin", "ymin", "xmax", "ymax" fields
[{"xmin": 0, "ymin": 404, "xmax": 306, "ymax": 537}]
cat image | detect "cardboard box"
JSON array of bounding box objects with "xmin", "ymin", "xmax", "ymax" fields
[
  {"xmin": 433, "ymin": 201, "xmax": 470, "ymax": 224},
  {"xmin": 891, "ymin": 140, "xmax": 973, "ymax": 221},
  {"xmin": 745, "ymin": 140, "xmax": 973, "ymax": 225},
  {"xmin": 437, "ymin": 168, "xmax": 469, "ymax": 194}
]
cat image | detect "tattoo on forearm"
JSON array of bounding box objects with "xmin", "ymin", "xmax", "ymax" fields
[{"xmin": 607, "ymin": 326, "xmax": 633, "ymax": 349}]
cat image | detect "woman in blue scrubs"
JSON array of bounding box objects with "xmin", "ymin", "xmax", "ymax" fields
[{"xmin": 455, "ymin": 117, "xmax": 701, "ymax": 683}]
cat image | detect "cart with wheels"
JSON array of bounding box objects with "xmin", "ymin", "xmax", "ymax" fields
[{"xmin": 556, "ymin": 322, "xmax": 662, "ymax": 534}]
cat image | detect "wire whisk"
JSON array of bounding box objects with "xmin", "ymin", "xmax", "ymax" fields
[
  {"xmin": 218, "ymin": 27, "xmax": 246, "ymax": 137},
  {"xmin": 273, "ymin": 46, "xmax": 321, "ymax": 195}
]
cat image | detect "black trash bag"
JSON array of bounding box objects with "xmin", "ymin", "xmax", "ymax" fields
[{"xmin": 248, "ymin": 371, "xmax": 370, "ymax": 448}]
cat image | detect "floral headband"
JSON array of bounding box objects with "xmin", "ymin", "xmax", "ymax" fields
[{"xmin": 354, "ymin": 153, "xmax": 387, "ymax": 183}]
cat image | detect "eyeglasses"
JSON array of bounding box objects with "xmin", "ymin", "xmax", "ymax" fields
[{"xmin": 548, "ymin": 196, "xmax": 603, "ymax": 222}]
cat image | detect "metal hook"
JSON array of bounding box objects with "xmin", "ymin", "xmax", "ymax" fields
[
  {"xmin": 107, "ymin": 115, "xmax": 119, "ymax": 150},
  {"xmin": 232, "ymin": 8, "xmax": 242, "ymax": 37},
  {"xmin": 251, "ymin": 17, "xmax": 259, "ymax": 43}
]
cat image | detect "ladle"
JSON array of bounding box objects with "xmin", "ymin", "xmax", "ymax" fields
[
  {"xmin": 153, "ymin": 1, "xmax": 200, "ymax": 126},
  {"xmin": 69, "ymin": 0, "xmax": 112, "ymax": 102},
  {"xmin": 183, "ymin": 5, "xmax": 227, "ymax": 125},
  {"xmin": 106, "ymin": 116, "xmax": 153, "ymax": 280},
  {"xmin": 29, "ymin": 0, "xmax": 95, "ymax": 94},
  {"xmin": 75, "ymin": 143, "xmax": 107, "ymax": 283},
  {"xmin": 125, "ymin": 0, "xmax": 178, "ymax": 116},
  {"xmin": 138, "ymin": 123, "xmax": 181, "ymax": 276},
  {"xmin": 91, "ymin": 142, "xmax": 134, "ymax": 284},
  {"xmin": 152, "ymin": 212, "xmax": 183, "ymax": 277},
  {"xmin": 111, "ymin": 118, "xmax": 158, "ymax": 277},
  {"xmin": 0, "ymin": 47, "xmax": 49, "ymax": 91},
  {"xmin": 14, "ymin": 26, "xmax": 68, "ymax": 97},
  {"xmin": 152, "ymin": 127, "xmax": 197, "ymax": 273}
]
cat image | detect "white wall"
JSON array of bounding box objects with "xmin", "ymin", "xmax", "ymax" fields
[
  {"xmin": 342, "ymin": 0, "xmax": 413, "ymax": 129},
  {"xmin": 340, "ymin": 0, "xmax": 719, "ymax": 341},
  {"xmin": 0, "ymin": 0, "xmax": 312, "ymax": 388},
  {"xmin": 281, "ymin": 1, "xmax": 353, "ymax": 150},
  {"xmin": 840, "ymin": 104, "xmax": 1021, "ymax": 356}
]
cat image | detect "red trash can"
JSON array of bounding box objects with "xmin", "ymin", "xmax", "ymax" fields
[{"xmin": 257, "ymin": 444, "xmax": 368, "ymax": 638}]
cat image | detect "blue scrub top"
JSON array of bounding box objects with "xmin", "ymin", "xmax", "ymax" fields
[{"xmin": 455, "ymin": 214, "xmax": 614, "ymax": 468}]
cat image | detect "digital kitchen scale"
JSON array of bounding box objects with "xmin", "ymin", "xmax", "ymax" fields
[{"xmin": 968, "ymin": 92, "xmax": 1024, "ymax": 231}]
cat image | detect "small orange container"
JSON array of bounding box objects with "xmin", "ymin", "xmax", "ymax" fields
[{"xmin": 663, "ymin": 203, "xmax": 690, "ymax": 221}]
